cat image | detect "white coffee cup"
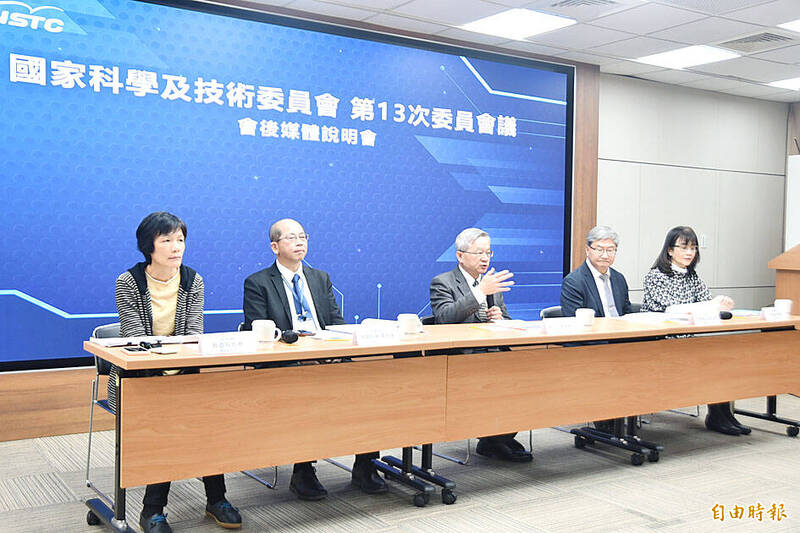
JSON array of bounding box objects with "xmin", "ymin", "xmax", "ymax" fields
[
  {"xmin": 774, "ymin": 299, "xmax": 792, "ymax": 316},
  {"xmin": 575, "ymin": 308, "xmax": 595, "ymax": 328},
  {"xmin": 252, "ymin": 319, "xmax": 281, "ymax": 342},
  {"xmin": 397, "ymin": 313, "xmax": 423, "ymax": 334}
]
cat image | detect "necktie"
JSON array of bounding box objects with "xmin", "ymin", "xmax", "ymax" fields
[
  {"xmin": 599, "ymin": 273, "xmax": 619, "ymax": 317},
  {"xmin": 292, "ymin": 274, "xmax": 313, "ymax": 322},
  {"xmin": 473, "ymin": 279, "xmax": 488, "ymax": 322}
]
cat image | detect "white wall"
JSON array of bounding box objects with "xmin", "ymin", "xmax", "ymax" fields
[{"xmin": 596, "ymin": 75, "xmax": 788, "ymax": 309}]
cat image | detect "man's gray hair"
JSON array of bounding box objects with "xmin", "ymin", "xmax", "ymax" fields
[
  {"xmin": 455, "ymin": 227, "xmax": 489, "ymax": 252},
  {"xmin": 586, "ymin": 225, "xmax": 619, "ymax": 247}
]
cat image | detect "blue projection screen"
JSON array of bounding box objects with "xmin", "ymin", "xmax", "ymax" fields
[{"xmin": 0, "ymin": 0, "xmax": 573, "ymax": 370}]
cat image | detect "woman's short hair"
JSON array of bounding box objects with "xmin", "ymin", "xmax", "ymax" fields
[
  {"xmin": 653, "ymin": 225, "xmax": 700, "ymax": 275},
  {"xmin": 136, "ymin": 212, "xmax": 187, "ymax": 264}
]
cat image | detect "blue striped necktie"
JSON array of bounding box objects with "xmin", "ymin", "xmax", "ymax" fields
[
  {"xmin": 600, "ymin": 273, "xmax": 619, "ymax": 317},
  {"xmin": 292, "ymin": 274, "xmax": 313, "ymax": 321}
]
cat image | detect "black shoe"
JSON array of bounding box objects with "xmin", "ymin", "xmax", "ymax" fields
[
  {"xmin": 476, "ymin": 439, "xmax": 533, "ymax": 463},
  {"xmin": 205, "ymin": 499, "xmax": 242, "ymax": 529},
  {"xmin": 705, "ymin": 412, "xmax": 742, "ymax": 436},
  {"xmin": 139, "ymin": 512, "xmax": 172, "ymax": 533},
  {"xmin": 721, "ymin": 404, "xmax": 752, "ymax": 435},
  {"xmin": 351, "ymin": 461, "xmax": 388, "ymax": 494},
  {"xmin": 290, "ymin": 465, "xmax": 328, "ymax": 501},
  {"xmin": 504, "ymin": 438, "xmax": 534, "ymax": 461}
]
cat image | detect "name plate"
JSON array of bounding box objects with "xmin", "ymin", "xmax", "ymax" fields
[
  {"xmin": 353, "ymin": 318, "xmax": 400, "ymax": 346},
  {"xmin": 198, "ymin": 331, "xmax": 257, "ymax": 355},
  {"xmin": 542, "ymin": 317, "xmax": 581, "ymax": 335}
]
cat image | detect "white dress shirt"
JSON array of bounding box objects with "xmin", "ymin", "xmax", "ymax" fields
[
  {"xmin": 586, "ymin": 259, "xmax": 615, "ymax": 317},
  {"xmin": 276, "ymin": 261, "xmax": 320, "ymax": 332},
  {"xmin": 459, "ymin": 265, "xmax": 487, "ymax": 307}
]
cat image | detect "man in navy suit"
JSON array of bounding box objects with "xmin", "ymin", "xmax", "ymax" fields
[
  {"xmin": 560, "ymin": 225, "xmax": 632, "ymax": 434},
  {"xmin": 243, "ymin": 218, "xmax": 386, "ymax": 501},
  {"xmin": 561, "ymin": 225, "xmax": 633, "ymax": 318}
]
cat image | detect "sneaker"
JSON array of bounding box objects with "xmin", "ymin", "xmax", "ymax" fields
[
  {"xmin": 139, "ymin": 512, "xmax": 172, "ymax": 533},
  {"xmin": 205, "ymin": 499, "xmax": 242, "ymax": 529}
]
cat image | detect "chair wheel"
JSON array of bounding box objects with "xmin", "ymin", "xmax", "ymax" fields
[
  {"xmin": 87, "ymin": 510, "xmax": 101, "ymax": 526},
  {"xmin": 788, "ymin": 425, "xmax": 799, "ymax": 437},
  {"xmin": 574, "ymin": 435, "xmax": 586, "ymax": 449},
  {"xmin": 413, "ymin": 493, "xmax": 427, "ymax": 507},
  {"xmin": 647, "ymin": 450, "xmax": 659, "ymax": 463},
  {"xmin": 441, "ymin": 488, "xmax": 457, "ymax": 505},
  {"xmin": 631, "ymin": 453, "xmax": 644, "ymax": 466}
]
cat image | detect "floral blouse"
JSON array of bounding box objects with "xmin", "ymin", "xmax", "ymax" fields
[{"xmin": 641, "ymin": 266, "xmax": 711, "ymax": 312}]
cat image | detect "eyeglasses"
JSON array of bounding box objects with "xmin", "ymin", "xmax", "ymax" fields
[
  {"xmin": 459, "ymin": 250, "xmax": 494, "ymax": 258},
  {"xmin": 589, "ymin": 246, "xmax": 617, "ymax": 256},
  {"xmin": 672, "ymin": 244, "xmax": 697, "ymax": 252},
  {"xmin": 277, "ymin": 233, "xmax": 309, "ymax": 242}
]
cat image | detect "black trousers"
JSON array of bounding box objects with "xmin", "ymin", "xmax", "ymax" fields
[
  {"xmin": 294, "ymin": 451, "xmax": 379, "ymax": 472},
  {"xmin": 143, "ymin": 474, "xmax": 226, "ymax": 509}
]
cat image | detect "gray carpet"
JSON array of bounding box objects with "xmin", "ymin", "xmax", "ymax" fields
[{"xmin": 1, "ymin": 396, "xmax": 799, "ymax": 532}]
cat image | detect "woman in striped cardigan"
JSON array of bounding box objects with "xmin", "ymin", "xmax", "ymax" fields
[{"xmin": 109, "ymin": 212, "xmax": 241, "ymax": 533}]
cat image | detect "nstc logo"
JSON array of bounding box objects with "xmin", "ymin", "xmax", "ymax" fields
[{"xmin": 0, "ymin": 2, "xmax": 65, "ymax": 33}]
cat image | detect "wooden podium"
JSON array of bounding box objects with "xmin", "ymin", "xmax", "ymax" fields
[{"xmin": 768, "ymin": 244, "xmax": 800, "ymax": 306}]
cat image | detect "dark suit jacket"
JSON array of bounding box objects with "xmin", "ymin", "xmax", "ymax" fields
[
  {"xmin": 560, "ymin": 261, "xmax": 632, "ymax": 318},
  {"xmin": 430, "ymin": 266, "xmax": 511, "ymax": 324},
  {"xmin": 243, "ymin": 262, "xmax": 345, "ymax": 331}
]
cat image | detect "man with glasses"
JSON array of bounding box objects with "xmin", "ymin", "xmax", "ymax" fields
[
  {"xmin": 243, "ymin": 218, "xmax": 386, "ymax": 501},
  {"xmin": 560, "ymin": 225, "xmax": 633, "ymax": 435},
  {"xmin": 430, "ymin": 227, "xmax": 532, "ymax": 462},
  {"xmin": 561, "ymin": 225, "xmax": 633, "ymax": 318}
]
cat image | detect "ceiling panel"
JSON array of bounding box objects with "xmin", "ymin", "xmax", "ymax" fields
[
  {"xmin": 362, "ymin": 13, "xmax": 451, "ymax": 35},
  {"xmin": 655, "ymin": 0, "xmax": 774, "ymax": 15},
  {"xmin": 751, "ymin": 44, "xmax": 800, "ymax": 65},
  {"xmin": 527, "ymin": 23, "xmax": 635, "ymax": 49},
  {"xmin": 498, "ymin": 40, "xmax": 569, "ymax": 57},
  {"xmin": 636, "ymin": 69, "xmax": 708, "ymax": 84},
  {"xmin": 721, "ymin": 84, "xmax": 794, "ymax": 97},
  {"xmin": 391, "ymin": 0, "xmax": 506, "ymax": 26},
  {"xmin": 724, "ymin": 0, "xmax": 800, "ymax": 27},
  {"xmin": 765, "ymin": 91, "xmax": 800, "ymax": 102},
  {"xmin": 282, "ymin": 0, "xmax": 375, "ymax": 20},
  {"xmin": 591, "ymin": 3, "xmax": 706, "ymax": 34},
  {"xmin": 435, "ymin": 27, "xmax": 515, "ymax": 46},
  {"xmin": 650, "ymin": 17, "xmax": 765, "ymax": 44},
  {"xmin": 553, "ymin": 50, "xmax": 620, "ymax": 66},
  {"xmin": 526, "ymin": 0, "xmax": 646, "ymax": 22},
  {"xmin": 590, "ymin": 36, "xmax": 682, "ymax": 58},
  {"xmin": 693, "ymin": 56, "xmax": 800, "ymax": 83},
  {"xmin": 680, "ymin": 77, "xmax": 744, "ymax": 91},
  {"xmin": 600, "ymin": 60, "xmax": 664, "ymax": 75}
]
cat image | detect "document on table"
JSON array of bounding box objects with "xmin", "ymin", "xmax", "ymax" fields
[
  {"xmin": 312, "ymin": 329, "xmax": 353, "ymax": 340},
  {"xmin": 473, "ymin": 320, "xmax": 542, "ymax": 332},
  {"xmin": 88, "ymin": 334, "xmax": 200, "ymax": 347}
]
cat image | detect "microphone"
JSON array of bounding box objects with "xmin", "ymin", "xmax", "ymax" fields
[
  {"xmin": 281, "ymin": 330, "xmax": 299, "ymax": 343},
  {"xmin": 719, "ymin": 311, "xmax": 732, "ymax": 320},
  {"xmin": 486, "ymin": 294, "xmax": 495, "ymax": 308}
]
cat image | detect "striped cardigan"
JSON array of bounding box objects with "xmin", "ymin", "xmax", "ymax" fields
[{"xmin": 107, "ymin": 262, "xmax": 204, "ymax": 412}]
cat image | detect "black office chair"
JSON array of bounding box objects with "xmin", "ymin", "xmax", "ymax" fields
[
  {"xmin": 85, "ymin": 323, "xmax": 119, "ymax": 526},
  {"xmin": 540, "ymin": 306, "xmax": 563, "ymax": 319}
]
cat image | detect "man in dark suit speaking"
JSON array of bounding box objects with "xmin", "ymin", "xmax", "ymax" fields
[
  {"xmin": 561, "ymin": 225, "xmax": 633, "ymax": 318},
  {"xmin": 430, "ymin": 227, "xmax": 532, "ymax": 462},
  {"xmin": 243, "ymin": 218, "xmax": 386, "ymax": 501}
]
